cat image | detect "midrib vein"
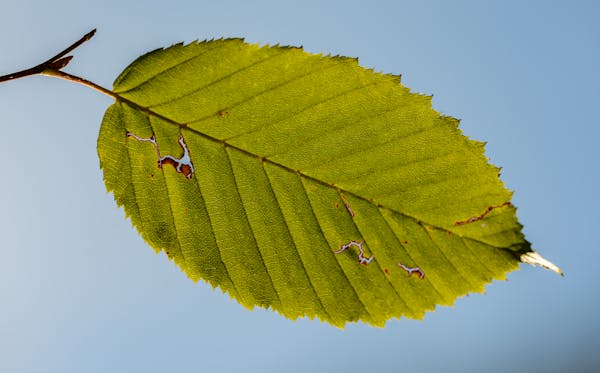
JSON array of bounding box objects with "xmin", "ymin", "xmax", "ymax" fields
[{"xmin": 112, "ymin": 95, "xmax": 521, "ymax": 254}]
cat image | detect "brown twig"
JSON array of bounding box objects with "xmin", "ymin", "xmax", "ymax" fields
[{"xmin": 0, "ymin": 29, "xmax": 96, "ymax": 83}]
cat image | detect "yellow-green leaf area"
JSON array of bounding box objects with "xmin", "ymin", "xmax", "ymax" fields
[{"xmin": 98, "ymin": 38, "xmax": 532, "ymax": 327}]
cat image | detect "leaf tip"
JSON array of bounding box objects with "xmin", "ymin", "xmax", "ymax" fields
[{"xmin": 520, "ymin": 251, "xmax": 563, "ymax": 276}]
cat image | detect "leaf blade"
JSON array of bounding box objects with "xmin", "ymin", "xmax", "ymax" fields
[{"xmin": 98, "ymin": 38, "xmax": 556, "ymax": 326}]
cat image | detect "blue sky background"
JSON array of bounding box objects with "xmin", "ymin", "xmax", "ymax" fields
[{"xmin": 1, "ymin": 1, "xmax": 598, "ymax": 372}]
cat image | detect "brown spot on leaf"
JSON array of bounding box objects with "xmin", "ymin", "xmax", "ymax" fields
[{"xmin": 454, "ymin": 201, "xmax": 512, "ymax": 226}]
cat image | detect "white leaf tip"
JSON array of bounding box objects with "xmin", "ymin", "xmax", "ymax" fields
[{"xmin": 520, "ymin": 251, "xmax": 563, "ymax": 276}]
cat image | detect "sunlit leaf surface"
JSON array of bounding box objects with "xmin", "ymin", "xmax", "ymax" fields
[{"xmin": 98, "ymin": 39, "xmax": 552, "ymax": 326}]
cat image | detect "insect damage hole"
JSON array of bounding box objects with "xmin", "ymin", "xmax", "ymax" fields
[
  {"xmin": 334, "ymin": 240, "xmax": 374, "ymax": 265},
  {"xmin": 341, "ymin": 194, "xmax": 355, "ymax": 218},
  {"xmin": 397, "ymin": 262, "xmax": 425, "ymax": 279},
  {"xmin": 127, "ymin": 132, "xmax": 195, "ymax": 179}
]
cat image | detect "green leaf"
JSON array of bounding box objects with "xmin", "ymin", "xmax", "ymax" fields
[{"xmin": 97, "ymin": 38, "xmax": 559, "ymax": 327}]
